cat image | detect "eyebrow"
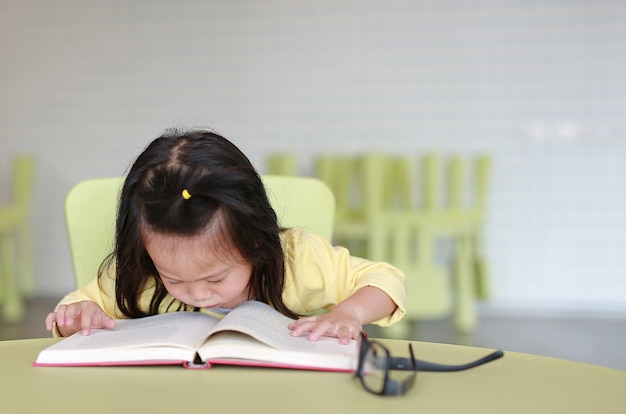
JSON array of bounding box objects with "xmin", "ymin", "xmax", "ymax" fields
[{"xmin": 158, "ymin": 268, "xmax": 228, "ymax": 283}]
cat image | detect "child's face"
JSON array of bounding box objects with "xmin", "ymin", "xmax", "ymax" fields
[{"xmin": 144, "ymin": 228, "xmax": 253, "ymax": 310}]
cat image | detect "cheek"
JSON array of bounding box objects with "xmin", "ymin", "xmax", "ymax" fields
[
  {"xmin": 162, "ymin": 284, "xmax": 176, "ymax": 297},
  {"xmin": 231, "ymin": 271, "xmax": 252, "ymax": 291},
  {"xmin": 161, "ymin": 282, "xmax": 184, "ymax": 299}
]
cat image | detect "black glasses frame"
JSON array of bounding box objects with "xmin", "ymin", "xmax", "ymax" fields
[
  {"xmin": 355, "ymin": 332, "xmax": 418, "ymax": 396},
  {"xmin": 355, "ymin": 332, "xmax": 505, "ymax": 396}
]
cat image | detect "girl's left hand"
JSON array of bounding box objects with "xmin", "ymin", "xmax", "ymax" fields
[{"xmin": 288, "ymin": 309, "xmax": 362, "ymax": 345}]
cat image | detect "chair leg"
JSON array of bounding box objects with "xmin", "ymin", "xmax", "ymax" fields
[
  {"xmin": 0, "ymin": 233, "xmax": 25, "ymax": 323},
  {"xmin": 17, "ymin": 222, "xmax": 36, "ymax": 297},
  {"xmin": 453, "ymin": 234, "xmax": 476, "ymax": 333},
  {"xmin": 471, "ymin": 231, "xmax": 490, "ymax": 300}
]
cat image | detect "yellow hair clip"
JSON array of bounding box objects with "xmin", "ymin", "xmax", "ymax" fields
[{"xmin": 181, "ymin": 189, "xmax": 192, "ymax": 200}]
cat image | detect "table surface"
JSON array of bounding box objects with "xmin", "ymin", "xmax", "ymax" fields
[{"xmin": 1, "ymin": 337, "xmax": 625, "ymax": 414}]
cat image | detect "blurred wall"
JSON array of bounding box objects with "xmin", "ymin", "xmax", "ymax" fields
[{"xmin": 1, "ymin": 1, "xmax": 624, "ymax": 313}]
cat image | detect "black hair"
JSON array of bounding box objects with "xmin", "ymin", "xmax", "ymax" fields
[{"xmin": 101, "ymin": 128, "xmax": 297, "ymax": 319}]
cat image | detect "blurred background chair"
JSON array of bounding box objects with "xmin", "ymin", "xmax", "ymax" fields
[
  {"xmin": 64, "ymin": 177, "xmax": 122, "ymax": 288},
  {"xmin": 315, "ymin": 154, "xmax": 412, "ymax": 257},
  {"xmin": 311, "ymin": 152, "xmax": 492, "ymax": 335},
  {"xmin": 267, "ymin": 153, "xmax": 298, "ymax": 176},
  {"xmin": 64, "ymin": 175, "xmax": 335, "ymax": 288},
  {"xmin": 0, "ymin": 156, "xmax": 36, "ymax": 323}
]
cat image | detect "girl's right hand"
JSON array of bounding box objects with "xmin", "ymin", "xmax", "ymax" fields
[{"xmin": 45, "ymin": 300, "xmax": 116, "ymax": 337}]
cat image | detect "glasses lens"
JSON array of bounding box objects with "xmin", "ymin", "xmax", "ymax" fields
[{"xmin": 361, "ymin": 342, "xmax": 388, "ymax": 394}]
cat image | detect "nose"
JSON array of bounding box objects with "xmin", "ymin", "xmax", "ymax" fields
[{"xmin": 188, "ymin": 282, "xmax": 214, "ymax": 302}]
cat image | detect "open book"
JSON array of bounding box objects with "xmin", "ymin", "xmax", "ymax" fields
[{"xmin": 34, "ymin": 301, "xmax": 359, "ymax": 372}]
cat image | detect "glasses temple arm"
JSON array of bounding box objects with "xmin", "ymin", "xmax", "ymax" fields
[{"xmin": 389, "ymin": 349, "xmax": 504, "ymax": 372}]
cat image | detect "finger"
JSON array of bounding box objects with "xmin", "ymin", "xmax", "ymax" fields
[
  {"xmin": 288, "ymin": 316, "xmax": 316, "ymax": 329},
  {"xmin": 81, "ymin": 312, "xmax": 93, "ymax": 336},
  {"xmin": 289, "ymin": 317, "xmax": 318, "ymax": 336},
  {"xmin": 100, "ymin": 314, "xmax": 117, "ymax": 329},
  {"xmin": 307, "ymin": 320, "xmax": 334, "ymax": 341},
  {"xmin": 290, "ymin": 321, "xmax": 320, "ymax": 337},
  {"xmin": 336, "ymin": 326, "xmax": 354, "ymax": 345},
  {"xmin": 62, "ymin": 304, "xmax": 84, "ymax": 328},
  {"xmin": 45, "ymin": 313, "xmax": 56, "ymax": 331},
  {"xmin": 54, "ymin": 305, "xmax": 68, "ymax": 326},
  {"xmin": 289, "ymin": 322, "xmax": 311, "ymax": 337}
]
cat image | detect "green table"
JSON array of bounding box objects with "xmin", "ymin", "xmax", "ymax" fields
[{"xmin": 1, "ymin": 337, "xmax": 625, "ymax": 413}]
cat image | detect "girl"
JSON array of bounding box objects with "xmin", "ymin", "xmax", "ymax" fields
[{"xmin": 46, "ymin": 128, "xmax": 406, "ymax": 344}]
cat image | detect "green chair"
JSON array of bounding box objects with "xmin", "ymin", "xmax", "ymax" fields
[
  {"xmin": 315, "ymin": 154, "xmax": 412, "ymax": 256},
  {"xmin": 317, "ymin": 152, "xmax": 491, "ymax": 335},
  {"xmin": 0, "ymin": 156, "xmax": 36, "ymax": 322},
  {"xmin": 368, "ymin": 154, "xmax": 491, "ymax": 335},
  {"xmin": 64, "ymin": 175, "xmax": 335, "ymax": 288},
  {"xmin": 367, "ymin": 211, "xmax": 453, "ymax": 338},
  {"xmin": 266, "ymin": 153, "xmax": 298, "ymax": 176},
  {"xmin": 315, "ymin": 155, "xmax": 363, "ymax": 250}
]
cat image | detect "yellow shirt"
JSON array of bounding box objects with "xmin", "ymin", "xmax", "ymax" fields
[{"xmin": 55, "ymin": 228, "xmax": 406, "ymax": 334}]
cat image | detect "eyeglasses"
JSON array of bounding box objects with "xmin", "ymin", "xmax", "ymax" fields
[
  {"xmin": 355, "ymin": 332, "xmax": 417, "ymax": 396},
  {"xmin": 355, "ymin": 332, "xmax": 504, "ymax": 396}
]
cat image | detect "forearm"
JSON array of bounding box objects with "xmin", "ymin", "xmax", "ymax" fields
[{"xmin": 333, "ymin": 286, "xmax": 398, "ymax": 326}]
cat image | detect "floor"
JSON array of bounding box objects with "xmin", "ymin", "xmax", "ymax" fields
[
  {"xmin": 2, "ymin": 297, "xmax": 626, "ymax": 372},
  {"xmin": 0, "ymin": 297, "xmax": 61, "ymax": 341},
  {"xmin": 368, "ymin": 306, "xmax": 626, "ymax": 372}
]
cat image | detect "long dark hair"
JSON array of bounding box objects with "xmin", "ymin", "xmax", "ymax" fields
[{"xmin": 102, "ymin": 128, "xmax": 297, "ymax": 318}]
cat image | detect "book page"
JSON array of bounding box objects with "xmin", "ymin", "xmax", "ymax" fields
[
  {"xmin": 84, "ymin": 312, "xmax": 221, "ymax": 348},
  {"xmin": 202, "ymin": 301, "xmax": 356, "ymax": 352},
  {"xmin": 36, "ymin": 312, "xmax": 221, "ymax": 365},
  {"xmin": 197, "ymin": 301, "xmax": 359, "ymax": 371},
  {"xmin": 198, "ymin": 331, "xmax": 358, "ymax": 371},
  {"xmin": 208, "ymin": 301, "xmax": 316, "ymax": 350}
]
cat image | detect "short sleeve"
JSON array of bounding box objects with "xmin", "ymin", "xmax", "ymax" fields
[{"xmin": 280, "ymin": 228, "xmax": 406, "ymax": 326}]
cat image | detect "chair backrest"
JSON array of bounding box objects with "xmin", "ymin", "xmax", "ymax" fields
[
  {"xmin": 0, "ymin": 156, "xmax": 36, "ymax": 225},
  {"xmin": 0, "ymin": 155, "xmax": 36, "ymax": 322},
  {"xmin": 65, "ymin": 175, "xmax": 335, "ymax": 288}
]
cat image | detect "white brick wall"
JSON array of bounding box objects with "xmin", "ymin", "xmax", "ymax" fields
[{"xmin": 1, "ymin": 1, "xmax": 624, "ymax": 310}]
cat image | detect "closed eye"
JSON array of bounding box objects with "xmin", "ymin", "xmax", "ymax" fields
[
  {"xmin": 161, "ymin": 277, "xmax": 224, "ymax": 286},
  {"xmin": 161, "ymin": 276, "xmax": 226, "ymax": 286}
]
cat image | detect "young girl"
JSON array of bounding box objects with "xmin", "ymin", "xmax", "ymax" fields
[{"xmin": 46, "ymin": 128, "xmax": 406, "ymax": 344}]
